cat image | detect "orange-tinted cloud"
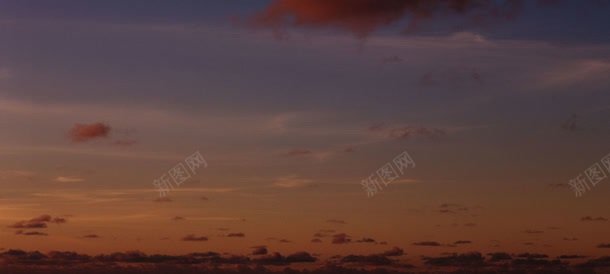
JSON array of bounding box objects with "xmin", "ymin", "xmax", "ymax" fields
[{"xmin": 67, "ymin": 122, "xmax": 111, "ymax": 143}]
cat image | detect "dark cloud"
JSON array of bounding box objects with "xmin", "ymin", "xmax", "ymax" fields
[
  {"xmin": 253, "ymin": 252, "xmax": 286, "ymax": 265},
  {"xmin": 9, "ymin": 221, "xmax": 47, "ymax": 229},
  {"xmin": 8, "ymin": 214, "xmax": 67, "ymax": 229},
  {"xmin": 380, "ymin": 247, "xmax": 404, "ymax": 257},
  {"xmin": 285, "ymin": 252, "xmax": 317, "ymax": 263},
  {"xmin": 563, "ymin": 237, "xmax": 578, "ymax": 241},
  {"xmin": 355, "ymin": 237, "xmax": 376, "ymax": 243},
  {"xmin": 250, "ymin": 0, "xmax": 524, "ymax": 38},
  {"xmin": 413, "ymin": 241, "xmax": 442, "ymax": 246},
  {"xmin": 515, "ymin": 253, "xmax": 548, "ymax": 259},
  {"xmin": 252, "ymin": 251, "xmax": 316, "ymax": 265},
  {"xmin": 83, "ymin": 234, "xmax": 100, "ymax": 238},
  {"xmin": 67, "ymin": 122, "xmax": 111, "ymax": 143},
  {"xmin": 558, "ymin": 255, "xmax": 588, "ymax": 259},
  {"xmin": 511, "ymin": 257, "xmax": 563, "ymax": 267},
  {"xmin": 454, "ymin": 240, "xmax": 472, "ymax": 244},
  {"xmin": 487, "ymin": 252, "xmax": 512, "ymax": 262},
  {"xmin": 581, "ymin": 216, "xmax": 607, "ymax": 221},
  {"xmin": 423, "ymin": 252, "xmax": 485, "ymax": 267},
  {"xmin": 51, "ymin": 217, "xmax": 67, "ymax": 224},
  {"xmin": 15, "ymin": 230, "xmax": 48, "ymax": 236},
  {"xmin": 227, "ymin": 233, "xmax": 246, "ymax": 238},
  {"xmin": 597, "ymin": 244, "xmax": 610, "ymax": 248},
  {"xmin": 182, "ymin": 234, "xmax": 208, "ymax": 241},
  {"xmin": 332, "ymin": 233, "xmax": 351, "ymax": 244},
  {"xmin": 340, "ymin": 254, "xmax": 393, "ymax": 266},
  {"xmin": 171, "ymin": 216, "xmax": 185, "ymax": 221},
  {"xmin": 579, "ymin": 256, "xmax": 610, "ymax": 268},
  {"xmin": 251, "ymin": 246, "xmax": 268, "ymax": 255},
  {"xmin": 440, "ymin": 203, "xmax": 461, "ymax": 208},
  {"xmin": 388, "ymin": 126, "xmax": 446, "ymax": 140}
]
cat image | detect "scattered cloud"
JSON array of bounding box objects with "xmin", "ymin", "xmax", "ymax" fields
[
  {"xmin": 67, "ymin": 122, "xmax": 111, "ymax": 143},
  {"xmin": 380, "ymin": 247, "xmax": 404, "ymax": 257},
  {"xmin": 413, "ymin": 241, "xmax": 442, "ymax": 247},
  {"xmin": 15, "ymin": 230, "xmax": 48, "ymax": 236},
  {"xmin": 356, "ymin": 237, "xmax": 376, "ymax": 243},
  {"xmin": 422, "ymin": 252, "xmax": 485, "ymax": 267},
  {"xmin": 251, "ymin": 246, "xmax": 268, "ymax": 255},
  {"xmin": 227, "ymin": 233, "xmax": 246, "ymax": 238},
  {"xmin": 581, "ymin": 216, "xmax": 607, "ymax": 222},
  {"xmin": 8, "ymin": 214, "xmax": 67, "ymax": 229},
  {"xmin": 83, "ymin": 234, "xmax": 100, "ymax": 239},
  {"xmin": 340, "ymin": 254, "xmax": 393, "ymax": 266},
  {"xmin": 182, "ymin": 234, "xmax": 208, "ymax": 242},
  {"xmin": 332, "ymin": 233, "xmax": 351, "ymax": 244}
]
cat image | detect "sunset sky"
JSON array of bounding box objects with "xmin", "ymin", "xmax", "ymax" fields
[{"xmin": 0, "ymin": 0, "xmax": 609, "ymax": 272}]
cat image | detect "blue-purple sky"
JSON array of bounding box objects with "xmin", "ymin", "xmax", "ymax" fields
[{"xmin": 0, "ymin": 0, "xmax": 609, "ymax": 271}]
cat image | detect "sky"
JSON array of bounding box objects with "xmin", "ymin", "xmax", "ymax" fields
[{"xmin": 0, "ymin": 0, "xmax": 610, "ymax": 273}]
